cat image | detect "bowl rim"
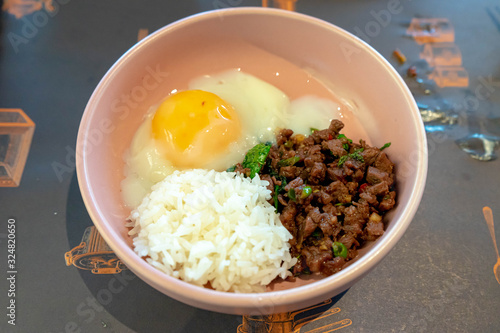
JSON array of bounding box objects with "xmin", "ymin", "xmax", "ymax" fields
[{"xmin": 76, "ymin": 6, "xmax": 428, "ymax": 314}]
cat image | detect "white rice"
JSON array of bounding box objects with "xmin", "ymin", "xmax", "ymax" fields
[{"xmin": 127, "ymin": 169, "xmax": 297, "ymax": 293}]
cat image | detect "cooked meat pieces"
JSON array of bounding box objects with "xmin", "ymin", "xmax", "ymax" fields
[{"xmin": 235, "ymin": 119, "xmax": 397, "ymax": 277}]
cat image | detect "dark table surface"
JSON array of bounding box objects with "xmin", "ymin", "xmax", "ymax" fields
[{"xmin": 1, "ymin": 0, "xmax": 500, "ymax": 332}]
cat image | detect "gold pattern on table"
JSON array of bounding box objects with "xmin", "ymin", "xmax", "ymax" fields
[
  {"xmin": 237, "ymin": 299, "xmax": 351, "ymax": 332},
  {"xmin": 65, "ymin": 226, "xmax": 353, "ymax": 332},
  {"xmin": 407, "ymin": 18, "xmax": 468, "ymax": 88},
  {"xmin": 407, "ymin": 18, "xmax": 454, "ymax": 44},
  {"xmin": 262, "ymin": 0, "xmax": 297, "ymax": 11},
  {"xmin": 0, "ymin": 108, "xmax": 35, "ymax": 187},
  {"xmin": 2, "ymin": 0, "xmax": 54, "ymax": 19},
  {"xmin": 65, "ymin": 226, "xmax": 128, "ymax": 274},
  {"xmin": 137, "ymin": 28, "xmax": 149, "ymax": 42},
  {"xmin": 483, "ymin": 206, "xmax": 500, "ymax": 285}
]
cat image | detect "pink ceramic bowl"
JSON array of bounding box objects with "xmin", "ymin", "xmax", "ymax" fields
[{"xmin": 77, "ymin": 7, "xmax": 427, "ymax": 315}]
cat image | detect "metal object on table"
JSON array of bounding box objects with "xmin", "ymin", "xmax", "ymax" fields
[
  {"xmin": 237, "ymin": 299, "xmax": 351, "ymax": 332},
  {"xmin": 483, "ymin": 207, "xmax": 500, "ymax": 285},
  {"xmin": 416, "ymin": 102, "xmax": 458, "ymax": 133},
  {"xmin": 456, "ymin": 133, "xmax": 500, "ymax": 161},
  {"xmin": 0, "ymin": 108, "xmax": 35, "ymax": 187},
  {"xmin": 65, "ymin": 226, "xmax": 128, "ymax": 274}
]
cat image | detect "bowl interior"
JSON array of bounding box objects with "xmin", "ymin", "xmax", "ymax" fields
[{"xmin": 77, "ymin": 8, "xmax": 426, "ymax": 315}]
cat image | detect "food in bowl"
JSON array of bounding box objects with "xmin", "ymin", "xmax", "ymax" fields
[
  {"xmin": 232, "ymin": 119, "xmax": 396, "ymax": 277},
  {"xmin": 127, "ymin": 169, "xmax": 296, "ymax": 293},
  {"xmin": 121, "ymin": 69, "xmax": 345, "ymax": 208},
  {"xmin": 121, "ymin": 69, "xmax": 397, "ymax": 292}
]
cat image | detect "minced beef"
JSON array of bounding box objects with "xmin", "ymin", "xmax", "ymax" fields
[{"xmin": 234, "ymin": 119, "xmax": 397, "ymax": 277}]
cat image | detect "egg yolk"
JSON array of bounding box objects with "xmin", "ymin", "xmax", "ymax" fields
[{"xmin": 151, "ymin": 90, "xmax": 241, "ymax": 168}]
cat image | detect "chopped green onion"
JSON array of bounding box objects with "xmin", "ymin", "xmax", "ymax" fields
[
  {"xmin": 287, "ymin": 188, "xmax": 296, "ymax": 202},
  {"xmin": 337, "ymin": 155, "xmax": 348, "ymax": 167},
  {"xmin": 332, "ymin": 242, "xmax": 348, "ymax": 258},
  {"xmin": 351, "ymin": 148, "xmax": 364, "ymax": 160},
  {"xmin": 335, "ymin": 202, "xmax": 352, "ymax": 207},
  {"xmin": 301, "ymin": 186, "xmax": 312, "ymax": 199},
  {"xmin": 337, "ymin": 134, "xmax": 353, "ymax": 143},
  {"xmin": 311, "ymin": 229, "xmax": 322, "ymax": 238},
  {"xmin": 337, "ymin": 148, "xmax": 365, "ymax": 167},
  {"xmin": 284, "ymin": 140, "xmax": 294, "ymax": 149},
  {"xmin": 337, "ymin": 134, "xmax": 352, "ymax": 150},
  {"xmin": 310, "ymin": 127, "xmax": 319, "ymax": 133},
  {"xmin": 380, "ymin": 142, "xmax": 391, "ymax": 151},
  {"xmin": 277, "ymin": 156, "xmax": 300, "ymax": 167},
  {"xmin": 226, "ymin": 165, "xmax": 236, "ymax": 172}
]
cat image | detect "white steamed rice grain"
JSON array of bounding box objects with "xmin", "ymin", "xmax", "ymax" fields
[{"xmin": 127, "ymin": 169, "xmax": 297, "ymax": 293}]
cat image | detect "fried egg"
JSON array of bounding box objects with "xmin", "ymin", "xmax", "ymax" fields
[
  {"xmin": 151, "ymin": 90, "xmax": 242, "ymax": 168},
  {"xmin": 121, "ymin": 69, "xmax": 342, "ymax": 208}
]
